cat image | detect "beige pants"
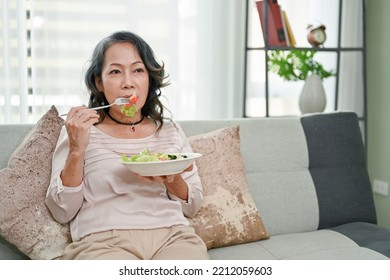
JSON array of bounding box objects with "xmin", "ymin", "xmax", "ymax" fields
[{"xmin": 62, "ymin": 225, "xmax": 209, "ymax": 260}]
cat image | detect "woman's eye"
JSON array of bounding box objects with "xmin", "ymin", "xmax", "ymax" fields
[
  {"xmin": 134, "ymin": 68, "xmax": 144, "ymax": 73},
  {"xmin": 109, "ymin": 69, "xmax": 121, "ymax": 74}
]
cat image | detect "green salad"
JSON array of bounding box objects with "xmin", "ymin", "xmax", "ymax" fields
[
  {"xmin": 121, "ymin": 149, "xmax": 188, "ymax": 163},
  {"xmin": 121, "ymin": 94, "xmax": 138, "ymax": 117}
]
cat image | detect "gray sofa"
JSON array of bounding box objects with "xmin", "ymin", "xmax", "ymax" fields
[{"xmin": 1, "ymin": 112, "xmax": 389, "ymax": 259}]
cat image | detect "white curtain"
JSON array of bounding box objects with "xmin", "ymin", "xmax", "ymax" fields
[
  {"xmin": 338, "ymin": 0, "xmax": 364, "ymax": 117},
  {"xmin": 0, "ymin": 0, "xmax": 246, "ymax": 124},
  {"xmin": 0, "ymin": 0, "xmax": 29, "ymax": 123}
]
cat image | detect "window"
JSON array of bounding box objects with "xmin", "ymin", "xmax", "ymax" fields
[{"xmin": 1, "ymin": 0, "xmax": 246, "ymax": 124}]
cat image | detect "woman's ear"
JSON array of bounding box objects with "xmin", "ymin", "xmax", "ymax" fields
[{"xmin": 95, "ymin": 77, "xmax": 103, "ymax": 92}]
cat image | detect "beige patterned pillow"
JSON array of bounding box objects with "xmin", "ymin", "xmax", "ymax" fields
[
  {"xmin": 0, "ymin": 106, "xmax": 70, "ymax": 260},
  {"xmin": 188, "ymin": 125, "xmax": 269, "ymax": 249}
]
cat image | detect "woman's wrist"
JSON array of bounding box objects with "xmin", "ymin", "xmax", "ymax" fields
[
  {"xmin": 164, "ymin": 175, "xmax": 189, "ymax": 201},
  {"xmin": 60, "ymin": 151, "xmax": 85, "ymax": 187}
]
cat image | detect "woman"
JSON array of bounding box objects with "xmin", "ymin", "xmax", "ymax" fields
[{"xmin": 45, "ymin": 31, "xmax": 208, "ymax": 260}]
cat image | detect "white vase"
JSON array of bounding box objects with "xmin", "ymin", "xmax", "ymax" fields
[{"xmin": 299, "ymin": 74, "xmax": 326, "ymax": 114}]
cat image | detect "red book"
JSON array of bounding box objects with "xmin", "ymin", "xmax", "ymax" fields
[
  {"xmin": 268, "ymin": 0, "xmax": 287, "ymax": 44},
  {"xmin": 256, "ymin": 0, "xmax": 287, "ymax": 46}
]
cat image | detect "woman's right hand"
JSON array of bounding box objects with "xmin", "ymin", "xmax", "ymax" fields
[
  {"xmin": 60, "ymin": 106, "xmax": 100, "ymax": 187},
  {"xmin": 65, "ymin": 106, "xmax": 100, "ymax": 155}
]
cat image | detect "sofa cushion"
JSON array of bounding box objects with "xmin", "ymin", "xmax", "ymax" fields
[
  {"xmin": 257, "ymin": 229, "xmax": 387, "ymax": 260},
  {"xmin": 0, "ymin": 106, "xmax": 70, "ymax": 260},
  {"xmin": 331, "ymin": 222, "xmax": 390, "ymax": 258},
  {"xmin": 0, "ymin": 236, "xmax": 29, "ymax": 260},
  {"xmin": 188, "ymin": 125, "xmax": 269, "ymax": 249},
  {"xmin": 208, "ymin": 241, "xmax": 277, "ymax": 260}
]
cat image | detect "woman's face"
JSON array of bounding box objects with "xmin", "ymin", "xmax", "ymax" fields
[{"xmin": 96, "ymin": 42, "xmax": 149, "ymax": 117}]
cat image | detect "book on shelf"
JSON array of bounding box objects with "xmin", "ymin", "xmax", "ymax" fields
[
  {"xmin": 280, "ymin": 7, "xmax": 290, "ymax": 46},
  {"xmin": 256, "ymin": 0, "xmax": 286, "ymax": 46},
  {"xmin": 256, "ymin": 0, "xmax": 296, "ymax": 47},
  {"xmin": 282, "ymin": 9, "xmax": 296, "ymax": 47},
  {"xmin": 267, "ymin": 0, "xmax": 287, "ymax": 44}
]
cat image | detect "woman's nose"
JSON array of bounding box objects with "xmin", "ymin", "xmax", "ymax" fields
[{"xmin": 122, "ymin": 72, "xmax": 133, "ymax": 88}]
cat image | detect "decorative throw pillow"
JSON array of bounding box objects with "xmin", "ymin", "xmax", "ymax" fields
[
  {"xmin": 188, "ymin": 125, "xmax": 269, "ymax": 249},
  {"xmin": 0, "ymin": 106, "xmax": 70, "ymax": 260}
]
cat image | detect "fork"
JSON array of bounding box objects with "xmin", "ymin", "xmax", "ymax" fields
[{"xmin": 60, "ymin": 98, "xmax": 130, "ymax": 116}]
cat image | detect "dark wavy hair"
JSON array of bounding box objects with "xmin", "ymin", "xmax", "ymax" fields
[{"xmin": 85, "ymin": 31, "xmax": 170, "ymax": 127}]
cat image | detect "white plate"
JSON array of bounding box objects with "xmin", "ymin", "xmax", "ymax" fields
[{"xmin": 121, "ymin": 153, "xmax": 202, "ymax": 176}]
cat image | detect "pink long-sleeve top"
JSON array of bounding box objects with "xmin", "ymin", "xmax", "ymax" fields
[{"xmin": 45, "ymin": 121, "xmax": 203, "ymax": 242}]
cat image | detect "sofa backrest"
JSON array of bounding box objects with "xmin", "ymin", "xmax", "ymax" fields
[
  {"xmin": 0, "ymin": 112, "xmax": 376, "ymax": 237},
  {"xmin": 0, "ymin": 124, "xmax": 34, "ymax": 169},
  {"xmin": 179, "ymin": 112, "xmax": 377, "ymax": 236}
]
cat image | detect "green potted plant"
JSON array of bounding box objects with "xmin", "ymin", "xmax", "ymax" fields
[
  {"xmin": 267, "ymin": 50, "xmax": 336, "ymax": 114},
  {"xmin": 267, "ymin": 49, "xmax": 336, "ymax": 81}
]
